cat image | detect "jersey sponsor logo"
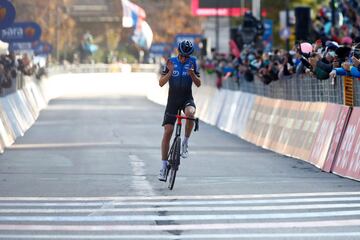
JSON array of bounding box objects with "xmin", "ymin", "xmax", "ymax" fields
[{"xmin": 172, "ymin": 70, "xmax": 180, "ymax": 77}]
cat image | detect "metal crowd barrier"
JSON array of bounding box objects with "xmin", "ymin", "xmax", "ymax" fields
[
  {"xmin": 45, "ymin": 64, "xmax": 359, "ymax": 106},
  {"xmin": 201, "ymin": 69, "xmax": 360, "ymax": 106},
  {"xmin": 48, "ymin": 63, "xmax": 159, "ymax": 75},
  {"xmin": 0, "ymin": 73, "xmax": 27, "ymax": 97}
]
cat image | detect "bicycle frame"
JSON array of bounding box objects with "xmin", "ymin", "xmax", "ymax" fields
[
  {"xmin": 170, "ymin": 110, "xmax": 199, "ymax": 134},
  {"xmin": 165, "ymin": 109, "xmax": 199, "ymax": 189},
  {"xmin": 168, "ymin": 110, "xmax": 183, "ymax": 166},
  {"xmin": 168, "ymin": 109, "xmax": 199, "ymax": 161},
  {"xmin": 174, "ymin": 110, "xmax": 184, "ymax": 137}
]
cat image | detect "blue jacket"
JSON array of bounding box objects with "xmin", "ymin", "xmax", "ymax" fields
[{"xmin": 334, "ymin": 66, "xmax": 360, "ymax": 78}]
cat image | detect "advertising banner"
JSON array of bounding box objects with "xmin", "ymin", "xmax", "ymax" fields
[
  {"xmin": 262, "ymin": 19, "xmax": 273, "ymax": 52},
  {"xmin": 9, "ymin": 41, "xmax": 53, "ymax": 55},
  {"xmin": 0, "ymin": 0, "xmax": 16, "ymax": 29},
  {"xmin": 308, "ymin": 104, "xmax": 346, "ymax": 169},
  {"xmin": 0, "ymin": 22, "xmax": 42, "ymax": 43},
  {"xmin": 219, "ymin": 91, "xmax": 241, "ymax": 133},
  {"xmin": 331, "ymin": 107, "xmax": 360, "ymax": 180},
  {"xmin": 192, "ymin": 0, "xmax": 249, "ymax": 17},
  {"xmin": 32, "ymin": 41, "xmax": 53, "ymax": 55},
  {"xmin": 322, "ymin": 106, "xmax": 350, "ymax": 172},
  {"xmin": 234, "ymin": 92, "xmax": 255, "ymax": 137},
  {"xmin": 292, "ymin": 102, "xmax": 326, "ymax": 161},
  {"xmin": 150, "ymin": 43, "xmax": 172, "ymax": 57},
  {"xmin": 241, "ymin": 98, "xmax": 327, "ymax": 160},
  {"xmin": 8, "ymin": 42, "xmax": 32, "ymax": 52}
]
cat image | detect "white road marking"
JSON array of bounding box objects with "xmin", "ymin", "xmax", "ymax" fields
[
  {"xmin": 0, "ymin": 192, "xmax": 359, "ymax": 201},
  {"xmin": 88, "ymin": 201, "xmax": 115, "ymax": 217},
  {"xmin": 1, "ymin": 192, "xmax": 360, "ymax": 236},
  {"xmin": 1, "ymin": 196, "xmax": 360, "ymax": 207},
  {"xmin": 129, "ymin": 154, "xmax": 154, "ymax": 196},
  {"xmin": 0, "ymin": 219, "xmax": 360, "ymax": 231},
  {"xmin": 0, "ymin": 232, "xmax": 360, "ymax": 239},
  {"xmin": 8, "ymin": 142, "xmax": 121, "ymax": 149},
  {"xmin": 0, "ymin": 203, "xmax": 360, "ymax": 213},
  {"xmin": 1, "ymin": 210, "xmax": 360, "ymax": 222}
]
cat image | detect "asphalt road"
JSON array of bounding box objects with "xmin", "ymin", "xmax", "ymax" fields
[{"xmin": 0, "ymin": 74, "xmax": 360, "ymax": 239}]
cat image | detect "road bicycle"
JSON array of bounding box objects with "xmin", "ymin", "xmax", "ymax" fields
[{"xmin": 163, "ymin": 110, "xmax": 199, "ymax": 190}]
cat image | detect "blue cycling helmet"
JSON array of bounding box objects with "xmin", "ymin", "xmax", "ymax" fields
[{"xmin": 178, "ymin": 40, "xmax": 194, "ymax": 56}]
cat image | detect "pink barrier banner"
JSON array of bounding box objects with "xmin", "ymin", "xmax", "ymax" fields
[
  {"xmin": 242, "ymin": 97, "xmax": 327, "ymax": 160},
  {"xmin": 322, "ymin": 106, "xmax": 351, "ymax": 172},
  {"xmin": 331, "ymin": 107, "xmax": 360, "ymax": 180},
  {"xmin": 308, "ymin": 104, "xmax": 349, "ymax": 169}
]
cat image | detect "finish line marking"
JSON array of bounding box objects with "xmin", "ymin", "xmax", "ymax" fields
[
  {"xmin": 0, "ymin": 220, "xmax": 360, "ymax": 231},
  {"xmin": 1, "ymin": 210, "xmax": 360, "ymax": 222},
  {"xmin": 1, "ymin": 196, "xmax": 360, "ymax": 207},
  {"xmin": 0, "ymin": 203, "xmax": 360, "ymax": 213},
  {"xmin": 0, "ymin": 232, "xmax": 360, "ymax": 239},
  {"xmin": 0, "ymin": 192, "xmax": 360, "ymax": 201}
]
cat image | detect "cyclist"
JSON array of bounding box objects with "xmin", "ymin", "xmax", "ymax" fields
[{"xmin": 158, "ymin": 40, "xmax": 201, "ymax": 181}]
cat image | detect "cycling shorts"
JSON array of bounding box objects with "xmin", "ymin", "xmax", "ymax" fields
[{"xmin": 162, "ymin": 98, "xmax": 196, "ymax": 126}]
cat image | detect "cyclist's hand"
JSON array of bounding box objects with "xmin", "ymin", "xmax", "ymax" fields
[
  {"xmin": 167, "ymin": 59, "xmax": 174, "ymax": 73},
  {"xmin": 188, "ymin": 63, "xmax": 195, "ymax": 76}
]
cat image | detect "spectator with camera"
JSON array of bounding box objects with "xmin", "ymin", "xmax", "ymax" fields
[{"xmin": 330, "ymin": 43, "xmax": 360, "ymax": 78}]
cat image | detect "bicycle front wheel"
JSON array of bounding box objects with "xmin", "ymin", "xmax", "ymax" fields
[
  {"xmin": 168, "ymin": 168, "xmax": 177, "ymax": 190},
  {"xmin": 168, "ymin": 137, "xmax": 181, "ymax": 190}
]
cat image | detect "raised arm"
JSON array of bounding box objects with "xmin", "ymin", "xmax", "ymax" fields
[
  {"xmin": 188, "ymin": 62, "xmax": 201, "ymax": 87},
  {"xmin": 159, "ymin": 60, "xmax": 174, "ymax": 87}
]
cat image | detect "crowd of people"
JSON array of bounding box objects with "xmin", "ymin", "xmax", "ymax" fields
[
  {"xmin": 0, "ymin": 52, "xmax": 44, "ymax": 92},
  {"xmin": 201, "ymin": 1, "xmax": 360, "ymax": 89}
]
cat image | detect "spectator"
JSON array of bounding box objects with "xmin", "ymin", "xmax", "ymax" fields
[{"xmin": 198, "ymin": 1, "xmax": 360, "ymax": 85}]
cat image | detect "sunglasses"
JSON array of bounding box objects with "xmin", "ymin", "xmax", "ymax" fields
[{"xmin": 179, "ymin": 54, "xmax": 190, "ymax": 59}]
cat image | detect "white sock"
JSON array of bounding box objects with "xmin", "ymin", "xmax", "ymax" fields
[
  {"xmin": 183, "ymin": 137, "xmax": 189, "ymax": 145},
  {"xmin": 162, "ymin": 160, "xmax": 168, "ymax": 169}
]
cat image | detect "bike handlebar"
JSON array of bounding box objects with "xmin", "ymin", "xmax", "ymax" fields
[{"xmin": 166, "ymin": 113, "xmax": 199, "ymax": 132}]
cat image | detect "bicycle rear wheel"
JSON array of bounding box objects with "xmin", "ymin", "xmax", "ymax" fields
[{"xmin": 168, "ymin": 137, "xmax": 181, "ymax": 190}]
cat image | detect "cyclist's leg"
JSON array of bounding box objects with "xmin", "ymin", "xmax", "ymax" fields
[
  {"xmin": 159, "ymin": 103, "xmax": 177, "ymax": 181},
  {"xmin": 161, "ymin": 101, "xmax": 178, "ymax": 157},
  {"xmin": 161, "ymin": 124, "xmax": 174, "ymax": 161},
  {"xmin": 183, "ymin": 99, "xmax": 196, "ymax": 138},
  {"xmin": 181, "ymin": 99, "xmax": 196, "ymax": 158}
]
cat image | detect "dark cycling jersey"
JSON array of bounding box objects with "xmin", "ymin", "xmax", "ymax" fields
[
  {"xmin": 162, "ymin": 56, "xmax": 200, "ymax": 99},
  {"xmin": 161, "ymin": 56, "xmax": 200, "ymax": 126}
]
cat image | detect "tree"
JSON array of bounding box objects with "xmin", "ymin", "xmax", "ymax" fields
[
  {"xmin": 12, "ymin": 0, "xmax": 77, "ymax": 60},
  {"xmin": 11, "ymin": 0, "xmax": 204, "ymax": 61}
]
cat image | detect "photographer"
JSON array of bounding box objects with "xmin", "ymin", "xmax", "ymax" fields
[{"xmin": 239, "ymin": 11, "xmax": 264, "ymax": 49}]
